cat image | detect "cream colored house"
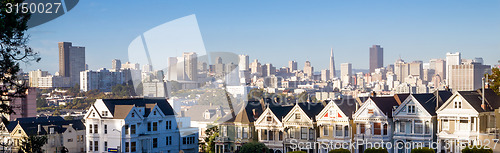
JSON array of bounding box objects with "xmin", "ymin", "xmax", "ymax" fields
[
  {"xmin": 283, "ymin": 102, "xmax": 325, "ymax": 153},
  {"xmin": 316, "ymin": 99, "xmax": 357, "ymax": 153},
  {"xmin": 255, "ymin": 105, "xmax": 294, "ymax": 153}
]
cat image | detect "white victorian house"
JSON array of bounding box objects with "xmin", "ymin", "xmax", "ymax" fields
[
  {"xmin": 436, "ymin": 91, "xmax": 488, "ymax": 153},
  {"xmin": 316, "ymin": 99, "xmax": 357, "ymax": 153},
  {"xmin": 392, "ymin": 91, "xmax": 452, "ymax": 153},
  {"xmin": 353, "ymin": 96, "xmax": 400, "ymax": 153},
  {"xmin": 283, "ymin": 102, "xmax": 325, "ymax": 153},
  {"xmin": 255, "ymin": 105, "xmax": 294, "ymax": 153},
  {"xmin": 85, "ymin": 98, "xmax": 198, "ymax": 153}
]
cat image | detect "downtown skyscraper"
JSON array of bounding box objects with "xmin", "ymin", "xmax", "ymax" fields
[
  {"xmin": 329, "ymin": 48, "xmax": 336, "ymax": 80},
  {"xmin": 58, "ymin": 42, "xmax": 85, "ymax": 86},
  {"xmin": 369, "ymin": 45, "xmax": 384, "ymax": 73}
]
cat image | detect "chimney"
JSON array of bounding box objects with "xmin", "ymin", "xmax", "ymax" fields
[
  {"xmin": 37, "ymin": 124, "xmax": 41, "ymax": 134},
  {"xmin": 482, "ymin": 77, "xmax": 486, "ymax": 110}
]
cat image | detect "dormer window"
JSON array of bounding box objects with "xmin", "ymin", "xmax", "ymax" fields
[
  {"xmin": 102, "ymin": 111, "xmax": 108, "ymax": 116},
  {"xmin": 408, "ymin": 105, "xmax": 416, "ymax": 114},
  {"xmin": 295, "ymin": 114, "xmax": 301, "ymax": 119},
  {"xmin": 132, "ymin": 113, "xmax": 135, "ymax": 117},
  {"xmin": 92, "ymin": 112, "xmax": 95, "ymax": 117},
  {"xmin": 454, "ymin": 100, "xmax": 462, "ymax": 109},
  {"xmin": 267, "ymin": 116, "xmax": 272, "ymax": 122}
]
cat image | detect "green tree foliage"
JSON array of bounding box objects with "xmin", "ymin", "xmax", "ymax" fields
[
  {"xmin": 204, "ymin": 126, "xmax": 219, "ymax": 153},
  {"xmin": 19, "ymin": 135, "xmax": 48, "ymax": 153},
  {"xmin": 486, "ymin": 67, "xmax": 500, "ymax": 95},
  {"xmin": 364, "ymin": 148, "xmax": 388, "ymax": 153},
  {"xmin": 328, "ymin": 148, "xmax": 350, "ymax": 153},
  {"xmin": 462, "ymin": 146, "xmax": 493, "ymax": 153},
  {"xmin": 411, "ymin": 147, "xmax": 435, "ymax": 153},
  {"xmin": 239, "ymin": 142, "xmax": 270, "ymax": 153},
  {"xmin": 111, "ymin": 83, "xmax": 137, "ymax": 97},
  {"xmin": 0, "ymin": 0, "xmax": 40, "ymax": 115}
]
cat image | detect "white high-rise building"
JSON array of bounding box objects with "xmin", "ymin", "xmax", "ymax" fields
[
  {"xmin": 289, "ymin": 60, "xmax": 297, "ymax": 72},
  {"xmin": 340, "ymin": 63, "xmax": 352, "ymax": 87},
  {"xmin": 80, "ymin": 68, "xmax": 124, "ymax": 92},
  {"xmin": 446, "ymin": 52, "xmax": 461, "ymax": 85},
  {"xmin": 28, "ymin": 69, "xmax": 49, "ymax": 87},
  {"xmin": 238, "ymin": 55, "xmax": 249, "ymax": 71}
]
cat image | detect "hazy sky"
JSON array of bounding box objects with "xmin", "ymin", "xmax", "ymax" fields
[{"xmin": 23, "ymin": 0, "xmax": 500, "ymax": 74}]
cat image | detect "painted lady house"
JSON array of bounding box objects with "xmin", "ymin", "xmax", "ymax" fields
[
  {"xmin": 315, "ymin": 98, "xmax": 358, "ymax": 153},
  {"xmin": 392, "ymin": 91, "xmax": 452, "ymax": 153},
  {"xmin": 255, "ymin": 105, "xmax": 294, "ymax": 153},
  {"xmin": 353, "ymin": 96, "xmax": 400, "ymax": 153},
  {"xmin": 283, "ymin": 102, "xmax": 325, "ymax": 153}
]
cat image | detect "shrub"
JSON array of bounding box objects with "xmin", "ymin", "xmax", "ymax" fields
[
  {"xmin": 328, "ymin": 148, "xmax": 350, "ymax": 153},
  {"xmin": 239, "ymin": 142, "xmax": 270, "ymax": 153},
  {"xmin": 461, "ymin": 146, "xmax": 492, "ymax": 153},
  {"xmin": 364, "ymin": 148, "xmax": 388, "ymax": 153},
  {"xmin": 411, "ymin": 147, "xmax": 435, "ymax": 153}
]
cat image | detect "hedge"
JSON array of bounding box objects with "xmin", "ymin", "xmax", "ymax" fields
[
  {"xmin": 461, "ymin": 146, "xmax": 493, "ymax": 153},
  {"xmin": 328, "ymin": 148, "xmax": 350, "ymax": 153},
  {"xmin": 364, "ymin": 148, "xmax": 388, "ymax": 153},
  {"xmin": 411, "ymin": 147, "xmax": 435, "ymax": 153}
]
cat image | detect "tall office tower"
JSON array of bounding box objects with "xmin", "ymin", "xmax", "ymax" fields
[
  {"xmin": 263, "ymin": 63, "xmax": 276, "ymax": 77},
  {"xmin": 409, "ymin": 61, "xmax": 423, "ymax": 79},
  {"xmin": 250, "ymin": 59, "xmax": 262, "ymax": 75},
  {"xmin": 446, "ymin": 52, "xmax": 461, "ymax": 85},
  {"xmin": 28, "ymin": 69, "xmax": 48, "ymax": 87},
  {"xmin": 429, "ymin": 59, "xmax": 437, "ymax": 70},
  {"xmin": 321, "ymin": 69, "xmax": 330, "ymax": 82},
  {"xmin": 58, "ymin": 42, "xmax": 85, "ymax": 86},
  {"xmin": 434, "ymin": 59, "xmax": 446, "ymax": 79},
  {"xmin": 369, "ymin": 45, "xmax": 384, "ymax": 73},
  {"xmin": 183, "ymin": 52, "xmax": 198, "ymax": 81},
  {"xmin": 289, "ymin": 60, "xmax": 297, "ymax": 72},
  {"xmin": 394, "ymin": 59, "xmax": 409, "ymax": 82},
  {"xmin": 215, "ymin": 57, "xmax": 225, "ymax": 77},
  {"xmin": 143, "ymin": 64, "xmax": 153, "ymax": 72},
  {"xmin": 329, "ymin": 48, "xmax": 336, "ymax": 79},
  {"xmin": 340, "ymin": 63, "xmax": 352, "ymax": 87},
  {"xmin": 473, "ymin": 57, "xmax": 484, "ymax": 64},
  {"xmin": 112, "ymin": 59, "xmax": 121, "ymax": 71},
  {"xmin": 304, "ymin": 61, "xmax": 314, "ymax": 78},
  {"xmin": 449, "ymin": 63, "xmax": 491, "ymax": 91},
  {"xmin": 167, "ymin": 57, "xmax": 178, "ymax": 80},
  {"xmin": 238, "ymin": 55, "xmax": 249, "ymax": 71}
]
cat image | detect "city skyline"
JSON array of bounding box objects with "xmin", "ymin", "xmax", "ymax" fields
[{"xmin": 22, "ymin": 0, "xmax": 500, "ymax": 73}]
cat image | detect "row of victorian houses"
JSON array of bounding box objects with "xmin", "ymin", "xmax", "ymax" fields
[
  {"xmin": 214, "ymin": 89, "xmax": 500, "ymax": 153},
  {"xmin": 0, "ymin": 98, "xmax": 199, "ymax": 153}
]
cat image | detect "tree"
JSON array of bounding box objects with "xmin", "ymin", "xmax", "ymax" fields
[
  {"xmin": 239, "ymin": 142, "xmax": 270, "ymax": 153},
  {"xmin": 486, "ymin": 67, "xmax": 500, "ymax": 95},
  {"xmin": 19, "ymin": 135, "xmax": 47, "ymax": 153},
  {"xmin": 1, "ymin": 0, "xmax": 39, "ymax": 115},
  {"xmin": 204, "ymin": 126, "xmax": 219, "ymax": 153}
]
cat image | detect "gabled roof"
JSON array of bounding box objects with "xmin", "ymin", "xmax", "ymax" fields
[
  {"xmin": 411, "ymin": 91, "xmax": 452, "ymax": 116},
  {"xmin": 394, "ymin": 94, "xmax": 410, "ymax": 105},
  {"xmin": 100, "ymin": 98, "xmax": 175, "ymax": 119},
  {"xmin": 329, "ymin": 98, "xmax": 357, "ymax": 119},
  {"xmin": 478, "ymin": 89, "xmax": 500, "ymax": 109},
  {"xmin": 233, "ymin": 101, "xmax": 263, "ymax": 124},
  {"xmin": 370, "ymin": 96, "xmax": 400, "ymax": 118},
  {"xmin": 184, "ymin": 105, "xmax": 227, "ymax": 122},
  {"xmin": 13, "ymin": 119, "xmax": 85, "ymax": 136},
  {"xmin": 269, "ymin": 106, "xmax": 294, "ymax": 122},
  {"xmin": 457, "ymin": 91, "xmax": 489, "ymax": 112},
  {"xmin": 297, "ymin": 102, "xmax": 325, "ymax": 121}
]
